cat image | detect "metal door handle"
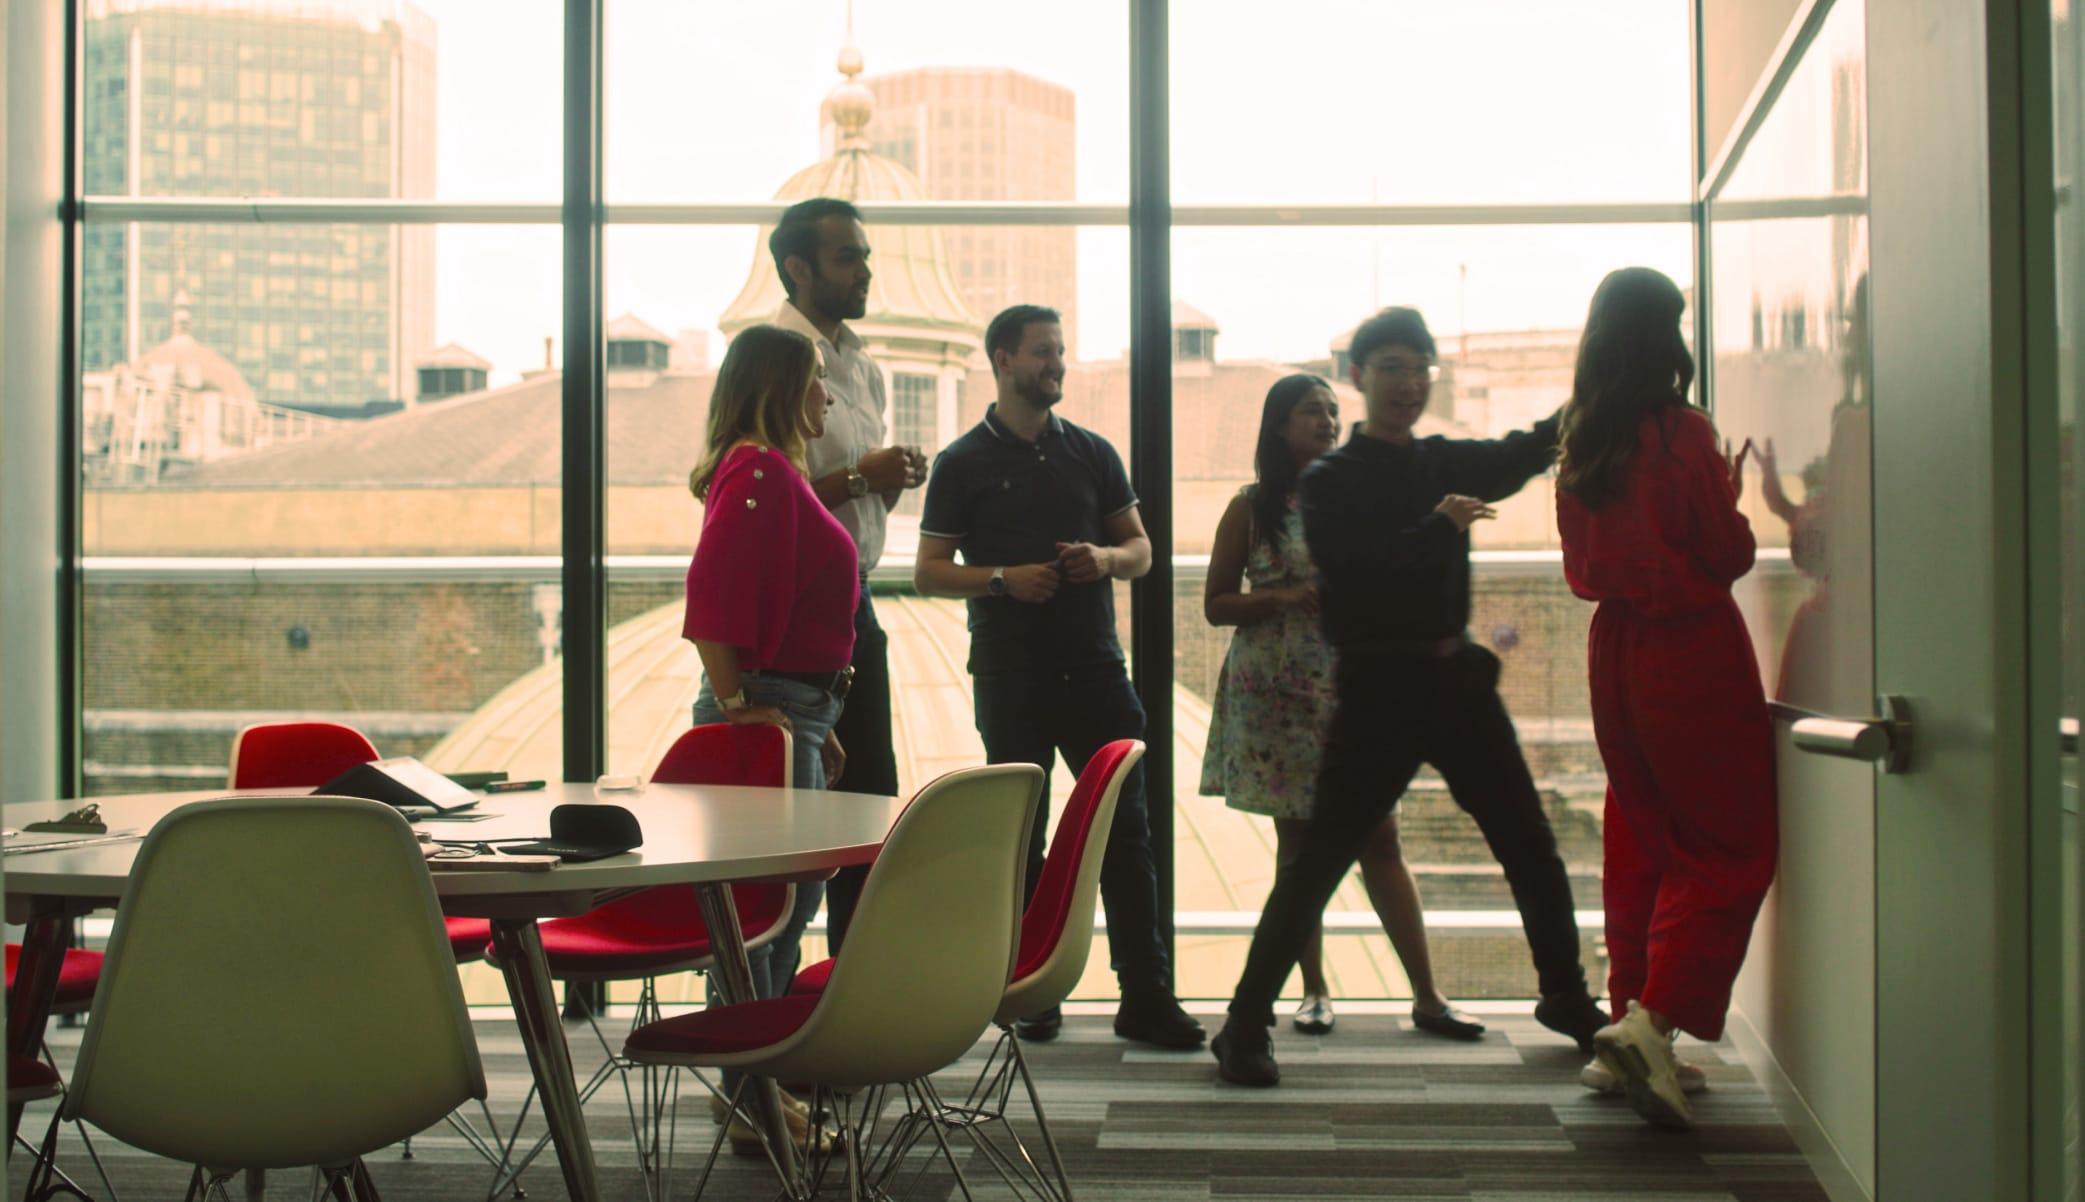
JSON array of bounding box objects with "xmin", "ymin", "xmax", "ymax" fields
[{"xmin": 1785, "ymin": 695, "xmax": 1913, "ymax": 773}]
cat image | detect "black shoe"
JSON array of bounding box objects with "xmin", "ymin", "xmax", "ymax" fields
[
  {"xmin": 1411, "ymin": 1002, "xmax": 1486, "ymax": 1040},
  {"xmin": 1114, "ymin": 989, "xmax": 1207, "ymax": 1049},
  {"xmin": 1535, "ymin": 991, "xmax": 1610, "ymax": 1054},
  {"xmin": 1014, "ymin": 1005, "xmax": 1063, "ymax": 1042},
  {"xmin": 1211, "ymin": 1018, "xmax": 1280, "ymax": 1087}
]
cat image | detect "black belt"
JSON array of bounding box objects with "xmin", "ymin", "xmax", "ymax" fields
[
  {"xmin": 753, "ymin": 666, "xmax": 855, "ymax": 700},
  {"xmin": 1340, "ymin": 632, "xmax": 1469, "ymax": 660}
]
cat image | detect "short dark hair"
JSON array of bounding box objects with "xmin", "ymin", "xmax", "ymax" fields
[
  {"xmin": 1349, "ymin": 306, "xmax": 1436, "ymax": 369},
  {"xmin": 769, "ymin": 198, "xmax": 863, "ymax": 298},
  {"xmin": 984, "ymin": 304, "xmax": 1062, "ymax": 374}
]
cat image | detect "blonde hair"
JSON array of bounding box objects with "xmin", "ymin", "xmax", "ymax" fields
[{"xmin": 688, "ymin": 324, "xmax": 818, "ymax": 501}]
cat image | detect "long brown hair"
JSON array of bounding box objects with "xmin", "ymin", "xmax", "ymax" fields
[
  {"xmin": 1555, "ymin": 267, "xmax": 1697, "ymax": 509},
  {"xmin": 1250, "ymin": 374, "xmax": 1333, "ymax": 553},
  {"xmin": 687, "ymin": 324, "xmax": 818, "ymax": 501}
]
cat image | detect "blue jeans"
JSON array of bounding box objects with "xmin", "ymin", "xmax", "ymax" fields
[{"xmin": 692, "ymin": 674, "xmax": 840, "ymax": 1002}]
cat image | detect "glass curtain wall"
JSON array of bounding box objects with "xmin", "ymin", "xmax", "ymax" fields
[
  {"xmin": 1166, "ymin": 0, "xmax": 1694, "ymax": 1002},
  {"xmin": 71, "ymin": 0, "xmax": 1696, "ymax": 1003}
]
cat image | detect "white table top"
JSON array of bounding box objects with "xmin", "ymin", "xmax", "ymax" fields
[{"xmin": 2, "ymin": 782, "xmax": 904, "ymax": 909}]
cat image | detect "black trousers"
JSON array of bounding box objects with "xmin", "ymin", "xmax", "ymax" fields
[
  {"xmin": 821, "ymin": 589, "xmax": 900, "ymax": 954},
  {"xmin": 1227, "ymin": 642, "xmax": 1588, "ymax": 1023},
  {"xmin": 973, "ymin": 661, "xmax": 1170, "ymax": 995}
]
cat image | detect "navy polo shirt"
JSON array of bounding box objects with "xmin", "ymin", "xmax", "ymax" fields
[{"xmin": 920, "ymin": 405, "xmax": 1137, "ymax": 675}]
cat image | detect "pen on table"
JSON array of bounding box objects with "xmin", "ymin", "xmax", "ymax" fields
[{"xmin": 484, "ymin": 779, "xmax": 547, "ymax": 793}]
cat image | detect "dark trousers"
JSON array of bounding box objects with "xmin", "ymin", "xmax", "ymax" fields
[
  {"xmin": 822, "ymin": 589, "xmax": 900, "ymax": 953},
  {"xmin": 1228, "ymin": 643, "xmax": 1588, "ymax": 1023},
  {"xmin": 974, "ymin": 661, "xmax": 1170, "ymax": 995}
]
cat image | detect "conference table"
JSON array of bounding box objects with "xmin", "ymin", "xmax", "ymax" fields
[{"xmin": 2, "ymin": 781, "xmax": 907, "ymax": 1202}]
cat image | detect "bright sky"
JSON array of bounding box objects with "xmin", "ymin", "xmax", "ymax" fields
[{"xmin": 315, "ymin": 1, "xmax": 1693, "ymax": 382}]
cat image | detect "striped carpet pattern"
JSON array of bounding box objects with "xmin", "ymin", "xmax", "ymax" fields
[{"xmin": 12, "ymin": 1009, "xmax": 1828, "ymax": 1200}]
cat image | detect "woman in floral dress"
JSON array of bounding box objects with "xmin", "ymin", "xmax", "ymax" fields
[{"xmin": 1201, "ymin": 374, "xmax": 1476, "ymax": 1039}]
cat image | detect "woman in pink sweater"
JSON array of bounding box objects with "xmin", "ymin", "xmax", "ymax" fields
[{"xmin": 684, "ymin": 323, "xmax": 859, "ymax": 1003}]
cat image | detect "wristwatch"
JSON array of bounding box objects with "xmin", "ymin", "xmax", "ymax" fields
[
  {"xmin": 718, "ymin": 689, "xmax": 749, "ymax": 712},
  {"xmin": 987, "ymin": 567, "xmax": 1008, "ymax": 597},
  {"xmin": 845, "ymin": 462, "xmax": 869, "ymax": 499}
]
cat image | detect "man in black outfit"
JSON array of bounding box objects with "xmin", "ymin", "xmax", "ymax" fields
[
  {"xmin": 916, "ymin": 304, "xmax": 1204, "ymax": 1050},
  {"xmin": 1213, "ymin": 306, "xmax": 1607, "ymax": 1087}
]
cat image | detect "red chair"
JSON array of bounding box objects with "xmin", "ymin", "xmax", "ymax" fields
[
  {"xmin": 227, "ymin": 721, "xmax": 380, "ymax": 790},
  {"xmin": 5, "ymin": 945, "xmax": 104, "ymax": 1017},
  {"xmin": 486, "ymin": 724, "xmax": 795, "ymax": 1199},
  {"xmin": 788, "ymin": 738, "xmax": 1145, "ymax": 1202},
  {"xmin": 7, "ymin": 960, "xmax": 121, "ymax": 1199}
]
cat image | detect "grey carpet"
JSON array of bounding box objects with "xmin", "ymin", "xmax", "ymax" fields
[{"xmin": 10, "ymin": 1011, "xmax": 1827, "ymax": 1200}]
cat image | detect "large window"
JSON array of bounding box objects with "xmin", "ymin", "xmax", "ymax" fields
[
  {"xmin": 71, "ymin": 0, "xmax": 1697, "ymax": 1004},
  {"xmin": 1167, "ymin": 0, "xmax": 1693, "ymax": 1003}
]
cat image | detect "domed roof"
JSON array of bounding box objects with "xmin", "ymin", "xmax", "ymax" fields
[
  {"xmin": 134, "ymin": 293, "xmax": 255, "ymax": 405},
  {"xmin": 718, "ymin": 44, "xmax": 978, "ymax": 345}
]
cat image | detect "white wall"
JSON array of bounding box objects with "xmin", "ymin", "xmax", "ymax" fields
[{"xmin": 2, "ymin": 0, "xmax": 66, "ymax": 804}]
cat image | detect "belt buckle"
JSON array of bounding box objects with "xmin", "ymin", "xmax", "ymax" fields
[{"xmin": 833, "ymin": 665, "xmax": 855, "ymax": 701}]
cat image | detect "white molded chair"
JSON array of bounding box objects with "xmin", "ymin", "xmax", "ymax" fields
[
  {"xmin": 621, "ymin": 763, "xmax": 1044, "ymax": 1201},
  {"xmin": 788, "ymin": 739, "xmax": 1146, "ymax": 1201},
  {"xmin": 63, "ymin": 796, "xmax": 487, "ymax": 1200}
]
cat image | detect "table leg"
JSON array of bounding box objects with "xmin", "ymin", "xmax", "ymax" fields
[
  {"xmin": 489, "ymin": 918, "xmax": 602, "ymax": 1202},
  {"xmin": 7, "ymin": 918, "xmax": 67, "ymax": 1142},
  {"xmin": 694, "ymin": 883, "xmax": 802, "ymax": 1187}
]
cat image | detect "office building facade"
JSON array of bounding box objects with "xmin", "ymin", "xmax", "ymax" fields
[{"xmin": 82, "ymin": 0, "xmax": 436, "ymax": 417}]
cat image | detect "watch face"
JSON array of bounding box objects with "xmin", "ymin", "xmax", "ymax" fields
[{"xmin": 988, "ymin": 573, "xmax": 1006, "ymax": 596}]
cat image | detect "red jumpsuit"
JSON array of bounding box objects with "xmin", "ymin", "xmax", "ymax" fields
[{"xmin": 1556, "ymin": 405, "xmax": 1778, "ymax": 1041}]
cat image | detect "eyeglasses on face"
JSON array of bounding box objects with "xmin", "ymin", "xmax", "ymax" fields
[{"xmin": 1364, "ymin": 358, "xmax": 1441, "ymax": 384}]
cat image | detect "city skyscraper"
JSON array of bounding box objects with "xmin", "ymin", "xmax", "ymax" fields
[
  {"xmin": 82, "ymin": 0, "xmax": 437, "ymax": 417},
  {"xmin": 822, "ymin": 67, "xmax": 1077, "ymax": 351}
]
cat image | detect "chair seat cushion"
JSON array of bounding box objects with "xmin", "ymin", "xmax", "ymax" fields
[
  {"xmin": 5, "ymin": 945, "xmax": 105, "ymax": 1011},
  {"xmin": 625, "ymin": 994, "xmax": 820, "ymax": 1061},
  {"xmin": 537, "ymin": 911, "xmax": 717, "ymax": 977},
  {"xmin": 7, "ymin": 1054, "xmax": 61, "ymax": 1103},
  {"xmin": 445, "ymin": 918, "xmax": 493, "ymax": 964},
  {"xmin": 533, "ymin": 883, "xmax": 790, "ymax": 979},
  {"xmin": 789, "ymin": 957, "xmax": 834, "ymax": 996}
]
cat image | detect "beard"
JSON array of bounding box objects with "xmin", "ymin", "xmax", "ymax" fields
[
  {"xmin": 1014, "ymin": 373, "xmax": 1064, "ymax": 408},
  {"xmin": 815, "ymin": 276, "xmax": 868, "ymax": 321}
]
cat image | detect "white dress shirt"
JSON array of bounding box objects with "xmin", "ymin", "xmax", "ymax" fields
[{"xmin": 771, "ymin": 300, "xmax": 891, "ymax": 572}]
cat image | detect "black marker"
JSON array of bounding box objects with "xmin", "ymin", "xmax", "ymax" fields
[{"xmin": 485, "ymin": 779, "xmax": 547, "ymax": 793}]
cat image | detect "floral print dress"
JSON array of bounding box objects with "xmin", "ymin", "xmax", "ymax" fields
[{"xmin": 1198, "ymin": 495, "xmax": 1336, "ymax": 819}]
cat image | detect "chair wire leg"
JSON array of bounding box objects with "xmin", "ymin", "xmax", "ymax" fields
[
  {"xmin": 1008, "ymin": 1033, "xmax": 1074, "ymax": 1201},
  {"xmin": 909, "ymin": 1079, "xmax": 975, "ymax": 1202},
  {"xmin": 835, "ymin": 1089, "xmax": 866, "ymax": 1202},
  {"xmin": 689, "ymin": 1074, "xmax": 747, "ymax": 1202},
  {"xmin": 352, "ymin": 1157, "xmax": 383, "ymax": 1201},
  {"xmin": 484, "ymin": 1082, "xmax": 539, "ymax": 1201},
  {"xmin": 34, "ymin": 1039, "xmax": 125, "ymax": 1202},
  {"xmin": 929, "ymin": 1074, "xmax": 1042, "ymax": 1201},
  {"xmin": 18, "ymin": 1107, "xmax": 93, "ymax": 1202},
  {"xmin": 73, "ymin": 1113, "xmax": 124, "ymax": 1202}
]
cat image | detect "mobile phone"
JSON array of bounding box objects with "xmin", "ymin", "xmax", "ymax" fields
[{"xmin": 485, "ymin": 779, "xmax": 547, "ymax": 793}]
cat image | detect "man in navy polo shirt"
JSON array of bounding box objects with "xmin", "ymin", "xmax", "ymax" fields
[{"xmin": 915, "ymin": 304, "xmax": 1203, "ymax": 1050}]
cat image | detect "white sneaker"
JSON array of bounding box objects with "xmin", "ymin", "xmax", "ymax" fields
[
  {"xmin": 1592, "ymin": 1000, "xmax": 1695, "ymax": 1129},
  {"xmin": 1581, "ymin": 1055, "xmax": 1707, "ymax": 1095},
  {"xmin": 1292, "ymin": 995, "xmax": 1335, "ymax": 1034}
]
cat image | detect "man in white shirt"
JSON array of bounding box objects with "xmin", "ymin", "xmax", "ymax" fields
[{"xmin": 765, "ymin": 197, "xmax": 926, "ymax": 951}]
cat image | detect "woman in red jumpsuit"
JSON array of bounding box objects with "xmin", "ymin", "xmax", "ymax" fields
[{"xmin": 1554, "ymin": 267, "xmax": 1778, "ymax": 1130}]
